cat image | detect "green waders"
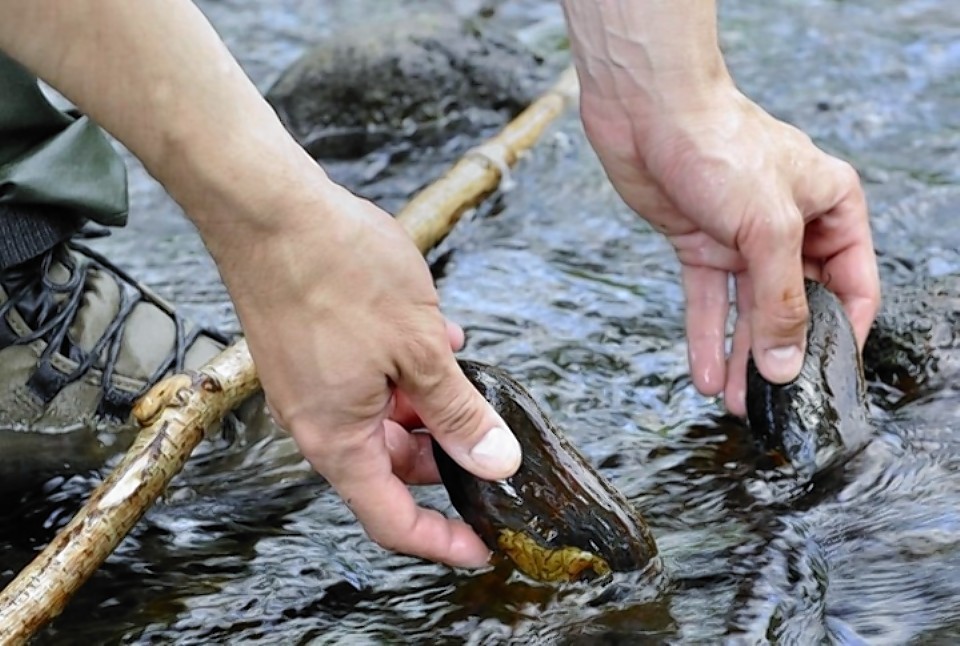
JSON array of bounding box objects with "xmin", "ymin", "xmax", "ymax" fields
[{"xmin": 0, "ymin": 51, "xmax": 128, "ymax": 269}]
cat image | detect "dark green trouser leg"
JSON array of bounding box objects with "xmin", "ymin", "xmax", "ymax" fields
[{"xmin": 0, "ymin": 51, "xmax": 129, "ymax": 269}]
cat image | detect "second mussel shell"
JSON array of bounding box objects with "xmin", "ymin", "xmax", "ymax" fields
[
  {"xmin": 433, "ymin": 360, "xmax": 658, "ymax": 584},
  {"xmin": 745, "ymin": 279, "xmax": 872, "ymax": 481}
]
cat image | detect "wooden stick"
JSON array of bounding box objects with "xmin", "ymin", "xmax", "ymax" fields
[
  {"xmin": 398, "ymin": 67, "xmax": 578, "ymax": 252},
  {"xmin": 0, "ymin": 67, "xmax": 579, "ymax": 643}
]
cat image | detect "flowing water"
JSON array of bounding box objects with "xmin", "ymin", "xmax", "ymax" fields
[{"xmin": 2, "ymin": 0, "xmax": 960, "ymax": 643}]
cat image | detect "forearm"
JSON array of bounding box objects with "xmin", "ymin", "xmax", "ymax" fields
[
  {"xmin": 0, "ymin": 0, "xmax": 328, "ymax": 250},
  {"xmin": 561, "ymin": 1, "xmax": 732, "ymax": 113}
]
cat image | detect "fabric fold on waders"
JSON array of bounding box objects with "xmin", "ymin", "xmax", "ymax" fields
[{"xmin": 0, "ymin": 51, "xmax": 128, "ymax": 269}]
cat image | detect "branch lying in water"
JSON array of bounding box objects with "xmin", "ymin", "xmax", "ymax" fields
[{"xmin": 0, "ymin": 66, "xmax": 579, "ymax": 644}]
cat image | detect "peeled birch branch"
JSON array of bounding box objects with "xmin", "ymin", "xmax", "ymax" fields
[
  {"xmin": 398, "ymin": 66, "xmax": 579, "ymax": 252},
  {"xmin": 0, "ymin": 66, "xmax": 579, "ymax": 644}
]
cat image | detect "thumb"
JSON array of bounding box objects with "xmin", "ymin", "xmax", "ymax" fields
[
  {"xmin": 740, "ymin": 205, "xmax": 809, "ymax": 384},
  {"xmin": 398, "ymin": 349, "xmax": 521, "ymax": 481}
]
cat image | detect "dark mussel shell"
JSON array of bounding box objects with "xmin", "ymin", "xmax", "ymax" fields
[
  {"xmin": 433, "ymin": 360, "xmax": 658, "ymax": 583},
  {"xmin": 746, "ymin": 279, "xmax": 872, "ymax": 479}
]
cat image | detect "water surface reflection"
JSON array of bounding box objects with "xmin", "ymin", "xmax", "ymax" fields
[{"xmin": 2, "ymin": 0, "xmax": 959, "ymax": 643}]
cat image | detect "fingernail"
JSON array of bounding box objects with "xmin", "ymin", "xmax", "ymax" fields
[
  {"xmin": 469, "ymin": 426, "xmax": 521, "ymax": 475},
  {"xmin": 763, "ymin": 344, "xmax": 804, "ymax": 382}
]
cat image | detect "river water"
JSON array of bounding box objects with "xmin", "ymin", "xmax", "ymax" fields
[{"xmin": 2, "ymin": 0, "xmax": 960, "ymax": 644}]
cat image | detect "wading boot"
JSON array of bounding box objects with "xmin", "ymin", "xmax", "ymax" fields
[{"xmin": 0, "ymin": 238, "xmax": 265, "ymax": 491}]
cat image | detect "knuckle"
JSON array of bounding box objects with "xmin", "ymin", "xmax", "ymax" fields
[
  {"xmin": 737, "ymin": 204, "xmax": 804, "ymax": 253},
  {"xmin": 369, "ymin": 529, "xmax": 404, "ymax": 554},
  {"xmin": 431, "ymin": 389, "xmax": 484, "ymax": 437},
  {"xmin": 398, "ymin": 331, "xmax": 448, "ymax": 392},
  {"xmin": 793, "ymin": 127, "xmax": 815, "ymax": 148},
  {"xmin": 761, "ymin": 288, "xmax": 809, "ymax": 337},
  {"xmin": 824, "ymin": 158, "xmax": 867, "ymax": 211},
  {"xmin": 832, "ymin": 158, "xmax": 861, "ymax": 187},
  {"xmin": 768, "ymin": 210, "xmax": 805, "ymax": 242},
  {"xmin": 366, "ymin": 516, "xmax": 422, "ymax": 556}
]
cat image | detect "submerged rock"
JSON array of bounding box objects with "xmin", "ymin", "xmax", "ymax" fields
[
  {"xmin": 267, "ymin": 14, "xmax": 548, "ymax": 159},
  {"xmin": 863, "ymin": 277, "xmax": 960, "ymax": 405}
]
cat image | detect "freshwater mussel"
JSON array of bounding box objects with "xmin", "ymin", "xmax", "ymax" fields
[
  {"xmin": 433, "ymin": 360, "xmax": 659, "ymax": 584},
  {"xmin": 746, "ymin": 279, "xmax": 872, "ymax": 480},
  {"xmin": 436, "ymin": 281, "xmax": 865, "ymax": 585}
]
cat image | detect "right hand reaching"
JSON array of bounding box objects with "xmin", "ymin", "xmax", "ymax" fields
[{"xmin": 218, "ymin": 184, "xmax": 522, "ymax": 568}]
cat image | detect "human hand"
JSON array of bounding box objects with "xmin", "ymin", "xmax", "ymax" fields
[
  {"xmin": 578, "ymin": 84, "xmax": 880, "ymax": 416},
  {"xmin": 0, "ymin": 0, "xmax": 521, "ymax": 567},
  {"xmin": 561, "ymin": 1, "xmax": 879, "ymax": 415},
  {"xmin": 214, "ymin": 183, "xmax": 521, "ymax": 567}
]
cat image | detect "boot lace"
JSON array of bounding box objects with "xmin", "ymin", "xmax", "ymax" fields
[{"xmin": 0, "ymin": 238, "xmax": 228, "ymax": 419}]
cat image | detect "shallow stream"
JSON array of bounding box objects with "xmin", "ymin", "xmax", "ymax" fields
[{"xmin": 2, "ymin": 1, "xmax": 960, "ymax": 643}]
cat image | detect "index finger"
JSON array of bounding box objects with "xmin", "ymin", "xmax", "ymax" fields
[
  {"xmin": 819, "ymin": 232, "xmax": 880, "ymax": 349},
  {"xmin": 802, "ymin": 164, "xmax": 880, "ymax": 347},
  {"xmin": 328, "ymin": 430, "xmax": 492, "ymax": 568},
  {"xmin": 389, "ymin": 317, "xmax": 467, "ymax": 429}
]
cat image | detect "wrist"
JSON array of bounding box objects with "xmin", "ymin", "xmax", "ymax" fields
[
  {"xmin": 199, "ymin": 175, "xmax": 359, "ymax": 330},
  {"xmin": 563, "ymin": 0, "xmax": 733, "ymax": 115},
  {"xmin": 161, "ymin": 108, "xmax": 341, "ymax": 259}
]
